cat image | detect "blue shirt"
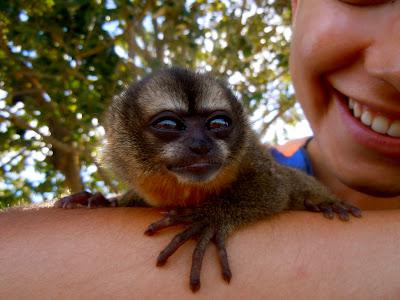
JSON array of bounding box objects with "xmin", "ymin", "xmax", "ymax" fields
[{"xmin": 271, "ymin": 143, "xmax": 314, "ymax": 176}]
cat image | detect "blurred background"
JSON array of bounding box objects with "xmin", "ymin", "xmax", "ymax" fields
[{"xmin": 0, "ymin": 0, "xmax": 312, "ymax": 208}]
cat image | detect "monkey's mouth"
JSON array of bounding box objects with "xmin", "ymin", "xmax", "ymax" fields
[{"xmin": 167, "ymin": 161, "xmax": 222, "ymax": 182}]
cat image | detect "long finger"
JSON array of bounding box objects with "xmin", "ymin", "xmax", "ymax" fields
[{"xmin": 156, "ymin": 223, "xmax": 205, "ymax": 266}]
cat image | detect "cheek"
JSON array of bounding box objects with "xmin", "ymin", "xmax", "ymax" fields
[
  {"xmin": 291, "ymin": 1, "xmax": 369, "ymax": 75},
  {"xmin": 290, "ymin": 0, "xmax": 371, "ymax": 129},
  {"xmin": 159, "ymin": 141, "xmax": 187, "ymax": 162},
  {"xmin": 138, "ymin": 131, "xmax": 171, "ymax": 165},
  {"xmin": 214, "ymin": 140, "xmax": 229, "ymax": 160}
]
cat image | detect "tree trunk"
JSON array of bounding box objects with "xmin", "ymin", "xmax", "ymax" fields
[{"xmin": 63, "ymin": 152, "xmax": 84, "ymax": 193}]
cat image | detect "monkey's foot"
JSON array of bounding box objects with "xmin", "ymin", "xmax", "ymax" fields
[
  {"xmin": 145, "ymin": 209, "xmax": 232, "ymax": 292},
  {"xmin": 304, "ymin": 199, "xmax": 362, "ymax": 221},
  {"xmin": 55, "ymin": 191, "xmax": 116, "ymax": 208}
]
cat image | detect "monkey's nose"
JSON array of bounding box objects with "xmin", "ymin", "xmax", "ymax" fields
[{"xmin": 189, "ymin": 139, "xmax": 211, "ymax": 155}]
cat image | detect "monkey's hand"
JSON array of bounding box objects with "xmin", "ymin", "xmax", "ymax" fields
[
  {"xmin": 144, "ymin": 197, "xmax": 362, "ymax": 292},
  {"xmin": 303, "ymin": 199, "xmax": 362, "ymax": 221},
  {"xmin": 285, "ymin": 167, "xmax": 362, "ymax": 221},
  {"xmin": 144, "ymin": 206, "xmax": 233, "ymax": 292},
  {"xmin": 54, "ymin": 191, "xmax": 117, "ymax": 209}
]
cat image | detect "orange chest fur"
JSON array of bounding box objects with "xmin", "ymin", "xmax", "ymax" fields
[
  {"xmin": 135, "ymin": 175, "xmax": 215, "ymax": 207},
  {"xmin": 133, "ymin": 162, "xmax": 240, "ymax": 207}
]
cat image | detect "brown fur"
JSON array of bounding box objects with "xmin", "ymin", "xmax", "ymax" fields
[
  {"xmin": 102, "ymin": 67, "xmax": 354, "ymax": 220},
  {"xmin": 101, "ymin": 67, "xmax": 360, "ymax": 292},
  {"xmin": 103, "ymin": 67, "xmax": 250, "ymax": 207}
]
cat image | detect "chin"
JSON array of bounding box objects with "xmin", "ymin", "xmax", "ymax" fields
[
  {"xmin": 167, "ymin": 162, "xmax": 223, "ymax": 185},
  {"xmin": 172, "ymin": 169, "xmax": 220, "ymax": 185},
  {"xmin": 349, "ymin": 184, "xmax": 400, "ymax": 198},
  {"xmin": 337, "ymin": 171, "xmax": 400, "ymax": 198}
]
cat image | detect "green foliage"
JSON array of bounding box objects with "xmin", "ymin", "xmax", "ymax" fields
[{"xmin": 0, "ymin": 0, "xmax": 297, "ymax": 207}]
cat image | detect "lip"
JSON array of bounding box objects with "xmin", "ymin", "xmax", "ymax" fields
[
  {"xmin": 335, "ymin": 92, "xmax": 400, "ymax": 158},
  {"xmin": 168, "ymin": 162, "xmax": 221, "ymax": 175}
]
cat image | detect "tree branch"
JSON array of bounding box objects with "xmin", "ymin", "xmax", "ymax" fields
[
  {"xmin": 0, "ymin": 147, "xmax": 27, "ymax": 170},
  {"xmin": 9, "ymin": 89, "xmax": 42, "ymax": 98},
  {"xmin": 259, "ymin": 108, "xmax": 286, "ymax": 137},
  {"xmin": 152, "ymin": 17, "xmax": 164, "ymax": 62},
  {"xmin": 126, "ymin": 18, "xmax": 154, "ymax": 64},
  {"xmin": 0, "ymin": 109, "xmax": 118, "ymax": 193},
  {"xmin": 0, "ymin": 110, "xmax": 76, "ymax": 154},
  {"xmin": 77, "ymin": 40, "xmax": 115, "ymax": 59}
]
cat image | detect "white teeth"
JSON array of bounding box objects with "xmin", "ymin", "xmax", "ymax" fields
[
  {"xmin": 360, "ymin": 110, "xmax": 372, "ymax": 126},
  {"xmin": 387, "ymin": 121, "xmax": 400, "ymax": 137},
  {"xmin": 353, "ymin": 102, "xmax": 362, "ymax": 118},
  {"xmin": 371, "ymin": 115, "xmax": 390, "ymax": 134},
  {"xmin": 348, "ymin": 98, "xmax": 400, "ymax": 137},
  {"xmin": 349, "ymin": 98, "xmax": 355, "ymax": 109}
]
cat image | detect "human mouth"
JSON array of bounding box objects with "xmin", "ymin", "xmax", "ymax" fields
[
  {"xmin": 348, "ymin": 98, "xmax": 400, "ymax": 138},
  {"xmin": 333, "ymin": 91, "xmax": 400, "ymax": 158}
]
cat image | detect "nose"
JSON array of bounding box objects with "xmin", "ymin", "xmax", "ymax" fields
[
  {"xmin": 364, "ymin": 14, "xmax": 400, "ymax": 91},
  {"xmin": 189, "ymin": 139, "xmax": 211, "ymax": 155}
]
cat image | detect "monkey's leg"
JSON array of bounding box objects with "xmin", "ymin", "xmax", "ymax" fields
[
  {"xmin": 55, "ymin": 189, "xmax": 149, "ymax": 209},
  {"xmin": 145, "ymin": 207, "xmax": 232, "ymax": 292}
]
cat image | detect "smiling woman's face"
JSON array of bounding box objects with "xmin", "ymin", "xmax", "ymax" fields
[{"xmin": 290, "ymin": 0, "xmax": 400, "ymax": 196}]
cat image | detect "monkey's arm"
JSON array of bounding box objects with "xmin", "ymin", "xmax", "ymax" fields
[{"xmin": 283, "ymin": 166, "xmax": 362, "ymax": 220}]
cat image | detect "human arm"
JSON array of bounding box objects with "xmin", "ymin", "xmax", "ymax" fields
[{"xmin": 0, "ymin": 207, "xmax": 399, "ymax": 299}]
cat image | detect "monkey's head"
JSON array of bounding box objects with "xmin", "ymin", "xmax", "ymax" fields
[{"xmin": 103, "ymin": 68, "xmax": 251, "ymax": 206}]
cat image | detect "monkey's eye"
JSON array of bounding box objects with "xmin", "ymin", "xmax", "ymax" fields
[
  {"xmin": 151, "ymin": 117, "xmax": 186, "ymax": 131},
  {"xmin": 206, "ymin": 116, "xmax": 231, "ymax": 131}
]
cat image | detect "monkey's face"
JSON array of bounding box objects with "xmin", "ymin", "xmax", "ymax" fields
[
  {"xmin": 105, "ymin": 68, "xmax": 249, "ymax": 186},
  {"xmin": 147, "ymin": 109, "xmax": 234, "ymax": 183}
]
